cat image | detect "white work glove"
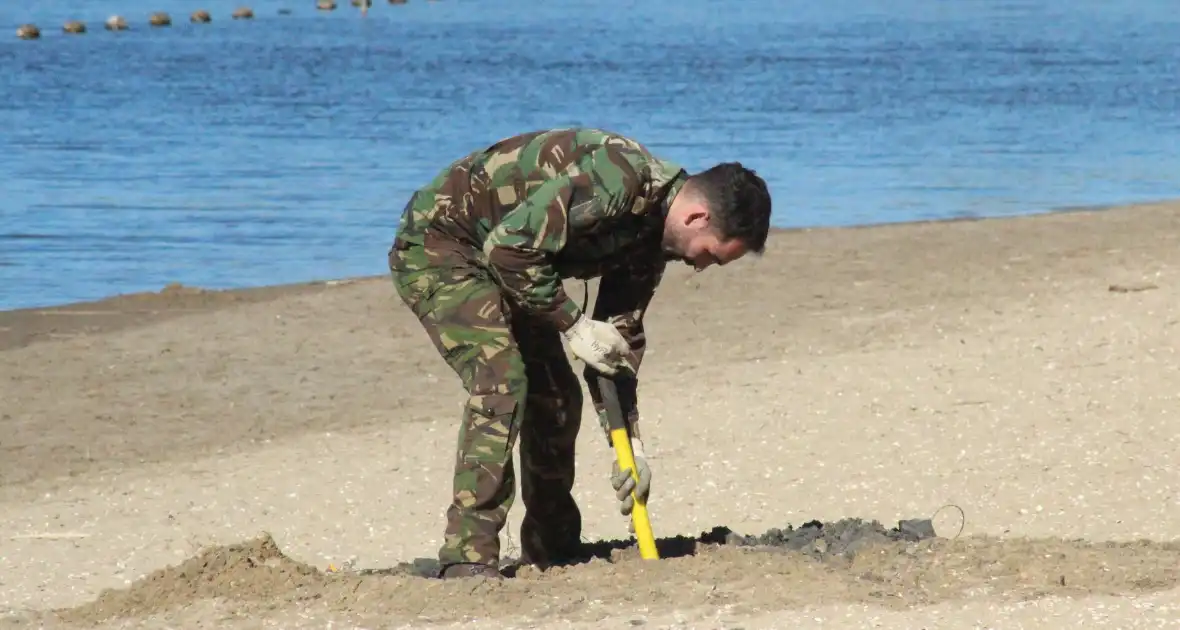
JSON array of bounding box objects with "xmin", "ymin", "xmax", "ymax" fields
[
  {"xmin": 610, "ymin": 437, "xmax": 651, "ymax": 533},
  {"xmin": 562, "ymin": 314, "xmax": 630, "ymax": 375}
]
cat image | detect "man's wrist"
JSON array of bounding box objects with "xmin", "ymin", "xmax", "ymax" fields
[{"xmin": 552, "ymin": 296, "xmax": 583, "ymax": 333}]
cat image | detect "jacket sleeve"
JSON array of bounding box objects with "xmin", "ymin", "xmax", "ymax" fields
[
  {"xmin": 481, "ymin": 173, "xmax": 585, "ymax": 332},
  {"xmin": 481, "ymin": 144, "xmax": 645, "ymax": 332},
  {"xmin": 584, "ymin": 253, "xmax": 668, "ymax": 444}
]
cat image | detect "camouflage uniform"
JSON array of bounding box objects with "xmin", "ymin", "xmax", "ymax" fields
[{"xmin": 387, "ymin": 127, "xmax": 686, "ymax": 570}]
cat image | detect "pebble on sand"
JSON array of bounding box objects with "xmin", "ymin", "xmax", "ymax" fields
[
  {"xmin": 105, "ymin": 15, "xmax": 129, "ymax": 31},
  {"xmin": 63, "ymin": 20, "xmax": 87, "ymax": 34},
  {"xmin": 16, "ymin": 24, "xmax": 41, "ymax": 39},
  {"xmin": 317, "ymin": 0, "xmax": 338, "ymax": 10},
  {"xmin": 191, "ymin": 10, "xmax": 212, "ymax": 23},
  {"xmin": 232, "ymin": 7, "xmax": 255, "ymax": 19},
  {"xmin": 149, "ymin": 12, "xmax": 172, "ymax": 26}
]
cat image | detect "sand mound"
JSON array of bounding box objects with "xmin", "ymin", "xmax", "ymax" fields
[
  {"xmin": 48, "ymin": 516, "xmax": 1180, "ymax": 627},
  {"xmin": 58, "ymin": 532, "xmax": 328, "ymax": 624}
]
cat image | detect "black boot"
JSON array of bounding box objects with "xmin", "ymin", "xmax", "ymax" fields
[{"xmin": 438, "ymin": 562, "xmax": 504, "ymax": 579}]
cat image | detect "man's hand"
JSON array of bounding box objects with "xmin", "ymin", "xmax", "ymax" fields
[
  {"xmin": 610, "ymin": 437, "xmax": 651, "ymax": 530},
  {"xmin": 563, "ymin": 314, "xmax": 630, "ymax": 375}
]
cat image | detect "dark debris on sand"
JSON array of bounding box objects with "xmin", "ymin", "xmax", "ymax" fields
[
  {"xmin": 723, "ymin": 516, "xmax": 939, "ymax": 559},
  {"xmin": 377, "ymin": 516, "xmax": 942, "ymax": 579}
]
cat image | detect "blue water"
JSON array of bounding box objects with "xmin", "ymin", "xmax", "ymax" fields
[{"xmin": 3, "ymin": 0, "xmax": 1179, "ymax": 310}]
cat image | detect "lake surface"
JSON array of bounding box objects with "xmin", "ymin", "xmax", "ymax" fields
[{"xmin": 3, "ymin": 0, "xmax": 1179, "ymax": 309}]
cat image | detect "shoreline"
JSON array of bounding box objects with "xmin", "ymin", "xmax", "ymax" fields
[{"xmin": 4, "ymin": 196, "xmax": 1178, "ymax": 322}]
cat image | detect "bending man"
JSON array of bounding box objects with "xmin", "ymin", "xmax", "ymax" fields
[{"xmin": 387, "ymin": 127, "xmax": 773, "ymax": 579}]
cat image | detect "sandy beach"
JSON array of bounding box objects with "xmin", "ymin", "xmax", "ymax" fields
[{"xmin": 2, "ymin": 201, "xmax": 1180, "ymax": 629}]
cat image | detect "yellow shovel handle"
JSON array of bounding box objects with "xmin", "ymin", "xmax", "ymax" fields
[{"xmin": 599, "ymin": 375, "xmax": 660, "ymax": 560}]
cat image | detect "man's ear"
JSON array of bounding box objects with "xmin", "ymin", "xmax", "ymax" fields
[{"xmin": 686, "ymin": 207, "xmax": 710, "ymax": 228}]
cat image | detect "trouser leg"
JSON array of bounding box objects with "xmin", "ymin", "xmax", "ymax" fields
[
  {"xmin": 389, "ymin": 238, "xmax": 527, "ymax": 569},
  {"xmin": 513, "ymin": 315, "xmax": 585, "ymax": 568}
]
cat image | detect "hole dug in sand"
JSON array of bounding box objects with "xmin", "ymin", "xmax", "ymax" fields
[{"xmin": 50, "ymin": 518, "xmax": 1180, "ymax": 627}]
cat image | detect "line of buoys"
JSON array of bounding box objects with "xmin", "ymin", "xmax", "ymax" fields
[{"xmin": 15, "ymin": 1, "xmax": 419, "ymax": 38}]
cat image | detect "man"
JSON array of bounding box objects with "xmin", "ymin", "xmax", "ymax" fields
[{"xmin": 387, "ymin": 127, "xmax": 772, "ymax": 579}]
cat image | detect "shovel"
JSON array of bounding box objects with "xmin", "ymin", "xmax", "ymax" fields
[{"xmin": 597, "ymin": 374, "xmax": 660, "ymax": 560}]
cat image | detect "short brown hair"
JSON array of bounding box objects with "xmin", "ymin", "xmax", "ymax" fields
[{"xmin": 686, "ymin": 162, "xmax": 772, "ymax": 254}]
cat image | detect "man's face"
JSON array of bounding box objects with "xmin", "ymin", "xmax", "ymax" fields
[{"xmin": 662, "ymin": 208, "xmax": 750, "ymax": 272}]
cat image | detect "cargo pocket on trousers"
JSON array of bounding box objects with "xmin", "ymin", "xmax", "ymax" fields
[{"xmin": 462, "ymin": 393, "xmax": 520, "ymax": 461}]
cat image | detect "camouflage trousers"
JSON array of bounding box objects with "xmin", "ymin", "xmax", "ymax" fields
[{"xmin": 388, "ymin": 235, "xmax": 585, "ymax": 570}]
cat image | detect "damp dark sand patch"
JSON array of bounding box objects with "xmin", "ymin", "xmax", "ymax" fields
[
  {"xmin": 0, "ymin": 279, "xmax": 352, "ymax": 352},
  {"xmin": 50, "ymin": 518, "xmax": 1180, "ymax": 627}
]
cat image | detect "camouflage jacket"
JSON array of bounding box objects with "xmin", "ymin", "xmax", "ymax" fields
[{"xmin": 395, "ymin": 127, "xmax": 688, "ymax": 435}]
